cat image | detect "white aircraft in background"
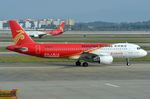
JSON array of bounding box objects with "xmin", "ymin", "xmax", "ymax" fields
[{"xmin": 26, "ymin": 21, "xmax": 65, "ymax": 38}]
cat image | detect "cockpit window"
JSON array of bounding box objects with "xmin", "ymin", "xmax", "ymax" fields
[{"xmin": 137, "ymin": 47, "xmax": 141, "ymax": 50}]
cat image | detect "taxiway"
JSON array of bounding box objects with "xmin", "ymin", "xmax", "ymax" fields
[{"xmin": 0, "ymin": 63, "xmax": 150, "ymax": 99}]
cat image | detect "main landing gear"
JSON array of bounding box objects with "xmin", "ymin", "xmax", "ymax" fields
[
  {"xmin": 75, "ymin": 61, "xmax": 89, "ymax": 67},
  {"xmin": 126, "ymin": 58, "xmax": 131, "ymax": 66},
  {"xmin": 75, "ymin": 61, "xmax": 81, "ymax": 66}
]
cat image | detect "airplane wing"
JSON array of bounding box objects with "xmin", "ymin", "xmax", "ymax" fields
[
  {"xmin": 79, "ymin": 52, "xmax": 110, "ymax": 62},
  {"xmin": 79, "ymin": 52, "xmax": 100, "ymax": 63},
  {"xmin": 69, "ymin": 48, "xmax": 113, "ymax": 64},
  {"xmin": 26, "ymin": 31, "xmax": 47, "ymax": 38}
]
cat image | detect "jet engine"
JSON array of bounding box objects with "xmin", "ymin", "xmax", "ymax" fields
[
  {"xmin": 79, "ymin": 53, "xmax": 113, "ymax": 64},
  {"xmin": 99, "ymin": 56, "xmax": 113, "ymax": 64},
  {"xmin": 91, "ymin": 55, "xmax": 113, "ymax": 64}
]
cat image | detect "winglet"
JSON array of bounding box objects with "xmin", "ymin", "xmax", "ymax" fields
[{"xmin": 58, "ymin": 21, "xmax": 65, "ymax": 32}]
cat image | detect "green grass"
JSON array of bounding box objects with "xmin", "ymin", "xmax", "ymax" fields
[
  {"xmin": 142, "ymin": 46, "xmax": 150, "ymax": 50},
  {"xmin": 32, "ymin": 37, "xmax": 150, "ymax": 43},
  {"xmin": 1, "ymin": 40, "xmax": 150, "ymax": 43},
  {"xmin": 0, "ymin": 47, "xmax": 8, "ymax": 52},
  {"xmin": 114, "ymin": 55, "xmax": 150, "ymax": 62},
  {"xmin": 0, "ymin": 55, "xmax": 149, "ymax": 63},
  {"xmin": 1, "ymin": 35, "xmax": 150, "ymax": 43},
  {"xmin": 0, "ymin": 56, "xmax": 73, "ymax": 63}
]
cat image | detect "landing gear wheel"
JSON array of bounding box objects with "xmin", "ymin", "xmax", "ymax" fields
[
  {"xmin": 82, "ymin": 62, "xmax": 88, "ymax": 67},
  {"xmin": 126, "ymin": 58, "xmax": 131, "ymax": 66},
  {"xmin": 126, "ymin": 62, "xmax": 130, "ymax": 66},
  {"xmin": 75, "ymin": 61, "xmax": 81, "ymax": 66}
]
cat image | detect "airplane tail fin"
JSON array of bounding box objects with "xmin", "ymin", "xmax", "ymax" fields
[
  {"xmin": 9, "ymin": 20, "xmax": 35, "ymax": 45},
  {"xmin": 58, "ymin": 21, "xmax": 65, "ymax": 32}
]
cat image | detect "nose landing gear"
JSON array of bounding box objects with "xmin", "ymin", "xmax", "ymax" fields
[{"xmin": 126, "ymin": 58, "xmax": 131, "ymax": 66}]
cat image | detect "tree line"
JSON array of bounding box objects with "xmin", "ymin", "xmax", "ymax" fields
[{"xmin": 72, "ymin": 21, "xmax": 150, "ymax": 31}]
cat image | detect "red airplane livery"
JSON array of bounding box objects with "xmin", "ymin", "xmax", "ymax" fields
[
  {"xmin": 7, "ymin": 20, "xmax": 147, "ymax": 66},
  {"xmin": 44, "ymin": 21, "xmax": 65, "ymax": 36},
  {"xmin": 26, "ymin": 21, "xmax": 65, "ymax": 38}
]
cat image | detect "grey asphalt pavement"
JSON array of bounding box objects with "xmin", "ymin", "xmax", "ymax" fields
[{"xmin": 0, "ymin": 63, "xmax": 150, "ymax": 99}]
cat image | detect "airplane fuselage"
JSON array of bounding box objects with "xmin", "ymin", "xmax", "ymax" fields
[{"xmin": 7, "ymin": 43, "xmax": 147, "ymax": 59}]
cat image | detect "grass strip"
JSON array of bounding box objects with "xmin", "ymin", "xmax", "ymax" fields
[{"xmin": 0, "ymin": 56, "xmax": 149, "ymax": 63}]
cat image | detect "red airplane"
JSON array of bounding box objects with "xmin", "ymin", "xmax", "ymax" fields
[
  {"xmin": 44, "ymin": 21, "xmax": 65, "ymax": 36},
  {"xmin": 26, "ymin": 21, "xmax": 65, "ymax": 38},
  {"xmin": 7, "ymin": 20, "xmax": 147, "ymax": 66}
]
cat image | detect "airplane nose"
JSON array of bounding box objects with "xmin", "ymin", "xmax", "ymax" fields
[
  {"xmin": 140, "ymin": 50, "xmax": 147, "ymax": 57},
  {"xmin": 143, "ymin": 50, "xmax": 147, "ymax": 56}
]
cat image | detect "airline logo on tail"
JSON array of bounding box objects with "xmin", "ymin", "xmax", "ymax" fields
[
  {"xmin": 14, "ymin": 30, "xmax": 25, "ymax": 44},
  {"xmin": 59, "ymin": 27, "xmax": 64, "ymax": 32},
  {"xmin": 59, "ymin": 21, "xmax": 65, "ymax": 32},
  {"xmin": 9, "ymin": 20, "xmax": 35, "ymax": 45}
]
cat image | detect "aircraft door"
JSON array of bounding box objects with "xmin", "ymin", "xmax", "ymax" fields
[{"xmin": 35, "ymin": 44, "xmax": 41, "ymax": 54}]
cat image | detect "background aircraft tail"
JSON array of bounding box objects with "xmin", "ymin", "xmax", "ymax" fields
[
  {"xmin": 58, "ymin": 21, "xmax": 65, "ymax": 32},
  {"xmin": 44, "ymin": 21, "xmax": 65, "ymax": 36},
  {"xmin": 9, "ymin": 20, "xmax": 35, "ymax": 45}
]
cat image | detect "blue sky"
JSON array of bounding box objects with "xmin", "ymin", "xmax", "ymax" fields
[{"xmin": 1, "ymin": 0, "xmax": 150, "ymax": 22}]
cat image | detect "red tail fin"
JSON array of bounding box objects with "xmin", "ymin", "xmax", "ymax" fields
[
  {"xmin": 9, "ymin": 20, "xmax": 35, "ymax": 45},
  {"xmin": 58, "ymin": 21, "xmax": 65, "ymax": 32}
]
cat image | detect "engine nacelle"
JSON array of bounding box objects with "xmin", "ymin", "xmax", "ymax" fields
[
  {"xmin": 99, "ymin": 56, "xmax": 113, "ymax": 64},
  {"xmin": 79, "ymin": 53, "xmax": 113, "ymax": 64}
]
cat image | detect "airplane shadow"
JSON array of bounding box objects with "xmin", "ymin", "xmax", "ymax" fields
[{"xmin": 41, "ymin": 62, "xmax": 124, "ymax": 68}]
